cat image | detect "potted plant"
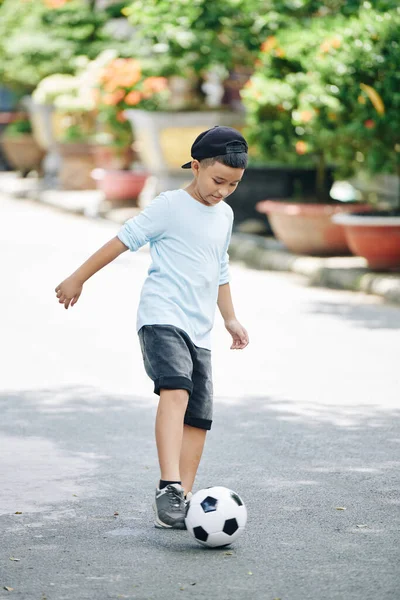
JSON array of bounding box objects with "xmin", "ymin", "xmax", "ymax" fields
[
  {"xmin": 28, "ymin": 50, "xmax": 120, "ymax": 189},
  {"xmin": 0, "ymin": 0, "xmax": 131, "ymax": 185},
  {"xmin": 30, "ymin": 70, "xmax": 99, "ymax": 190},
  {"xmin": 90, "ymin": 56, "xmax": 175, "ymax": 206},
  {"xmin": 0, "ymin": 115, "xmax": 45, "ymax": 176},
  {"xmin": 241, "ymin": 8, "xmax": 385, "ymax": 255},
  {"xmin": 120, "ymin": 0, "xmax": 274, "ymax": 194},
  {"xmin": 325, "ymin": 7, "xmax": 400, "ymax": 270}
]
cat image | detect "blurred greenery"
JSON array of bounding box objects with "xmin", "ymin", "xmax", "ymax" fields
[
  {"xmin": 1, "ymin": 0, "xmax": 398, "ymax": 187},
  {"xmin": 241, "ymin": 2, "xmax": 400, "ymax": 189},
  {"xmin": 123, "ymin": 0, "xmax": 263, "ymax": 76},
  {"xmin": 3, "ymin": 118, "xmax": 32, "ymax": 137},
  {"xmin": 0, "ymin": 0, "xmax": 129, "ymax": 93},
  {"xmin": 123, "ymin": 0, "xmax": 398, "ymax": 75}
]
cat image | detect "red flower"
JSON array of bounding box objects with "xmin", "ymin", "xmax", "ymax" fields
[{"xmin": 364, "ymin": 120, "xmax": 375, "ymax": 129}]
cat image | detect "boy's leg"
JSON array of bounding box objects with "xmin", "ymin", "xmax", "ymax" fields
[
  {"xmin": 179, "ymin": 424, "xmax": 207, "ymax": 496},
  {"xmin": 179, "ymin": 344, "xmax": 213, "ymax": 496},
  {"xmin": 156, "ymin": 388, "xmax": 189, "ymax": 481},
  {"xmin": 153, "ymin": 388, "xmax": 189, "ymax": 529}
]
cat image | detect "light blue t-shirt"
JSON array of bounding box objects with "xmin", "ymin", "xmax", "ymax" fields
[{"xmin": 117, "ymin": 189, "xmax": 233, "ymax": 350}]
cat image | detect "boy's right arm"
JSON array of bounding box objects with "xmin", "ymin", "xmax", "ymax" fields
[{"xmin": 55, "ymin": 236, "xmax": 128, "ymax": 310}]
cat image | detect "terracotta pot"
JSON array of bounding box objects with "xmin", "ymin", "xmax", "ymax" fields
[
  {"xmin": 92, "ymin": 145, "xmax": 135, "ymax": 170},
  {"xmin": 332, "ymin": 214, "xmax": 400, "ymax": 270},
  {"xmin": 0, "ymin": 133, "xmax": 45, "ymax": 175},
  {"xmin": 256, "ymin": 200, "xmax": 372, "ymax": 256},
  {"xmin": 57, "ymin": 142, "xmax": 97, "ymax": 190},
  {"xmin": 93, "ymin": 169, "xmax": 148, "ymax": 207}
]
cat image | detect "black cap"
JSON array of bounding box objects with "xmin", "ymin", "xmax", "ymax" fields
[{"xmin": 181, "ymin": 126, "xmax": 248, "ymax": 169}]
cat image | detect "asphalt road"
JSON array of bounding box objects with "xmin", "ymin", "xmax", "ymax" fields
[{"xmin": 1, "ymin": 194, "xmax": 399, "ymax": 600}]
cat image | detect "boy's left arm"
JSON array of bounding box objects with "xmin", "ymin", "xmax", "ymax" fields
[{"xmin": 217, "ymin": 283, "xmax": 249, "ymax": 350}]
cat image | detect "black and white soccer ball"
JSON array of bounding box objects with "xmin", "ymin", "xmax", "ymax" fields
[{"xmin": 185, "ymin": 486, "xmax": 247, "ymax": 548}]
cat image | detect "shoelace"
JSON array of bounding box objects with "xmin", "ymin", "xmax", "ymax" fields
[{"xmin": 165, "ymin": 486, "xmax": 184, "ymax": 512}]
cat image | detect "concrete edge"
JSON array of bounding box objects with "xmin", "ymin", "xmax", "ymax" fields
[
  {"xmin": 229, "ymin": 233, "xmax": 400, "ymax": 306},
  {"xmin": 2, "ymin": 175, "xmax": 400, "ymax": 306}
]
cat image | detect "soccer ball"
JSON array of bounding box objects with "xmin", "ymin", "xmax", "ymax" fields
[{"xmin": 185, "ymin": 486, "xmax": 247, "ymax": 548}]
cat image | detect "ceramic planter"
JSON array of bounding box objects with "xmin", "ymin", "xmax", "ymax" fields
[
  {"xmin": 93, "ymin": 169, "xmax": 148, "ymax": 207},
  {"xmin": 0, "ymin": 133, "xmax": 45, "ymax": 176},
  {"xmin": 227, "ymin": 166, "xmax": 335, "ymax": 234},
  {"xmin": 124, "ymin": 109, "xmax": 244, "ymax": 194},
  {"xmin": 332, "ymin": 213, "xmax": 400, "ymax": 270},
  {"xmin": 256, "ymin": 200, "xmax": 371, "ymax": 256}
]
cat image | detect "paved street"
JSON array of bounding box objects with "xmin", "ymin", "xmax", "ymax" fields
[{"xmin": 1, "ymin": 194, "xmax": 399, "ymax": 600}]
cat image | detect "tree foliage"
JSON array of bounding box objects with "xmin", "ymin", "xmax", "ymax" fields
[
  {"xmin": 241, "ymin": 3, "xmax": 400, "ymax": 178},
  {"xmin": 0, "ymin": 0, "xmax": 127, "ymax": 93}
]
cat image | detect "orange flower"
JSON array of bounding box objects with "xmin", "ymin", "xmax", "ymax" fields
[
  {"xmin": 125, "ymin": 91, "xmax": 142, "ymax": 106},
  {"xmin": 140, "ymin": 77, "xmax": 168, "ymax": 99},
  {"xmin": 261, "ymin": 36, "xmax": 277, "ymax": 53},
  {"xmin": 44, "ymin": 0, "xmax": 69, "ymax": 7},
  {"xmin": 103, "ymin": 90, "xmax": 125, "ymax": 106},
  {"xmin": 116, "ymin": 111, "xmax": 127, "ymax": 123},
  {"xmin": 100, "ymin": 59, "xmax": 142, "ymax": 89},
  {"xmin": 244, "ymin": 80, "xmax": 254, "ymax": 89},
  {"xmin": 299, "ymin": 110, "xmax": 314, "ymax": 123},
  {"xmin": 320, "ymin": 40, "xmax": 331, "ymax": 53},
  {"xmin": 142, "ymin": 77, "xmax": 168, "ymax": 94},
  {"xmin": 364, "ymin": 119, "xmax": 375, "ymax": 129},
  {"xmin": 296, "ymin": 141, "xmax": 308, "ymax": 155},
  {"xmin": 275, "ymin": 48, "xmax": 285, "ymax": 58},
  {"xmin": 320, "ymin": 37, "xmax": 341, "ymax": 53}
]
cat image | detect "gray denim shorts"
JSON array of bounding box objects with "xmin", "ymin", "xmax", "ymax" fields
[{"xmin": 138, "ymin": 325, "xmax": 213, "ymax": 430}]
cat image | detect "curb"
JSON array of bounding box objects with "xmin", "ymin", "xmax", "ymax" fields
[
  {"xmin": 2, "ymin": 173, "xmax": 400, "ymax": 306},
  {"xmin": 229, "ymin": 233, "xmax": 400, "ymax": 306}
]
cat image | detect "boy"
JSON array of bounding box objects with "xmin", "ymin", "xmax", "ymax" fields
[{"xmin": 55, "ymin": 126, "xmax": 249, "ymax": 530}]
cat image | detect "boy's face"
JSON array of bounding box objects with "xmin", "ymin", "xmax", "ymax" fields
[{"xmin": 191, "ymin": 160, "xmax": 244, "ymax": 207}]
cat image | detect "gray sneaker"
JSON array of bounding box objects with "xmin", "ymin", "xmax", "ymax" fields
[{"xmin": 153, "ymin": 484, "xmax": 186, "ymax": 529}]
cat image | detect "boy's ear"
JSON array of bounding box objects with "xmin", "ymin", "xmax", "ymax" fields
[{"xmin": 191, "ymin": 159, "xmax": 201, "ymax": 176}]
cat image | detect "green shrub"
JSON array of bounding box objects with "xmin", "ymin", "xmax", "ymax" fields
[
  {"xmin": 0, "ymin": 0, "xmax": 127, "ymax": 93},
  {"xmin": 4, "ymin": 118, "xmax": 32, "ymax": 136},
  {"xmin": 241, "ymin": 3, "xmax": 400, "ymax": 187}
]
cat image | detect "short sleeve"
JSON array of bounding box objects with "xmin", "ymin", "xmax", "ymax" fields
[
  {"xmin": 219, "ymin": 217, "xmax": 233, "ymax": 286},
  {"xmin": 117, "ymin": 193, "xmax": 170, "ymax": 252}
]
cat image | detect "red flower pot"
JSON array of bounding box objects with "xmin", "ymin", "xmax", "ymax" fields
[
  {"xmin": 93, "ymin": 169, "xmax": 148, "ymax": 207},
  {"xmin": 256, "ymin": 200, "xmax": 372, "ymax": 256},
  {"xmin": 332, "ymin": 214, "xmax": 400, "ymax": 270}
]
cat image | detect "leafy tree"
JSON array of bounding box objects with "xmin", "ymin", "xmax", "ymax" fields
[
  {"xmin": 241, "ymin": 3, "xmax": 400, "ymax": 193},
  {"xmin": 0, "ymin": 0, "xmax": 128, "ymax": 93}
]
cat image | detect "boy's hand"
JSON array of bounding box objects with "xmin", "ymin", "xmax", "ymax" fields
[
  {"xmin": 55, "ymin": 276, "xmax": 83, "ymax": 310},
  {"xmin": 225, "ymin": 319, "xmax": 249, "ymax": 350}
]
